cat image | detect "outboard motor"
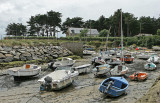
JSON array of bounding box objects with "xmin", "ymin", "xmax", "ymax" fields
[
  {"xmin": 48, "ymin": 62, "xmax": 56, "ymax": 71},
  {"xmin": 40, "ymin": 76, "xmax": 52, "ymax": 91}
]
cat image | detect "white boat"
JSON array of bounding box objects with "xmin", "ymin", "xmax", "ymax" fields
[
  {"xmin": 91, "ymin": 56, "xmax": 106, "ymax": 67},
  {"xmin": 110, "ymin": 65, "xmax": 129, "ymax": 76},
  {"xmin": 38, "ymin": 67, "xmax": 78, "ymax": 91},
  {"xmin": 110, "ymin": 10, "xmax": 129, "ymax": 76},
  {"xmin": 137, "ymin": 53, "xmax": 150, "ymax": 60},
  {"xmin": 147, "ymin": 54, "xmax": 159, "ymax": 63},
  {"xmin": 83, "ymin": 50, "xmax": 96, "ymax": 55},
  {"xmin": 144, "ymin": 62, "xmax": 156, "ymax": 70},
  {"xmin": 92, "ymin": 64, "xmax": 111, "ymax": 77},
  {"xmin": 8, "ymin": 64, "xmax": 41, "ymax": 80},
  {"xmin": 73, "ymin": 64, "xmax": 92, "ymax": 74},
  {"xmin": 51, "ymin": 57, "xmax": 76, "ymax": 70}
]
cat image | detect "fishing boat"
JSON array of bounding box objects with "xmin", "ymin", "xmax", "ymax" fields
[
  {"xmin": 38, "ymin": 67, "xmax": 79, "ymax": 91},
  {"xmin": 144, "ymin": 62, "xmax": 156, "ymax": 70},
  {"xmin": 8, "ymin": 64, "xmax": 41, "ymax": 80},
  {"xmin": 49, "ymin": 57, "xmax": 76, "ymax": 70},
  {"xmin": 120, "ymin": 54, "xmax": 134, "ymax": 63},
  {"xmin": 99, "ymin": 77, "xmax": 129, "ymax": 97},
  {"xmin": 91, "ymin": 56, "xmax": 106, "ymax": 67},
  {"xmin": 129, "ymin": 72, "xmax": 147, "ymax": 81},
  {"xmin": 110, "ymin": 65, "xmax": 129, "ymax": 76},
  {"xmin": 92, "ymin": 64, "xmax": 111, "ymax": 77},
  {"xmin": 73, "ymin": 64, "xmax": 92, "ymax": 74},
  {"xmin": 147, "ymin": 54, "xmax": 159, "ymax": 64}
]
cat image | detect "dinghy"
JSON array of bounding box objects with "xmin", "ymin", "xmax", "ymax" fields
[
  {"xmin": 38, "ymin": 67, "xmax": 78, "ymax": 91},
  {"xmin": 129, "ymin": 72, "xmax": 147, "ymax": 81},
  {"xmin": 99, "ymin": 77, "xmax": 129, "ymax": 97},
  {"xmin": 110, "ymin": 65, "xmax": 129, "ymax": 76},
  {"xmin": 144, "ymin": 62, "xmax": 156, "ymax": 70},
  {"xmin": 120, "ymin": 54, "xmax": 134, "ymax": 63},
  {"xmin": 92, "ymin": 64, "xmax": 111, "ymax": 77},
  {"xmin": 147, "ymin": 54, "xmax": 159, "ymax": 64},
  {"xmin": 91, "ymin": 56, "xmax": 106, "ymax": 67},
  {"xmin": 73, "ymin": 64, "xmax": 92, "ymax": 74},
  {"xmin": 8, "ymin": 64, "xmax": 41, "ymax": 80},
  {"xmin": 49, "ymin": 57, "xmax": 76, "ymax": 70}
]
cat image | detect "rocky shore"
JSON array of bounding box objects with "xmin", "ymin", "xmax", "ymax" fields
[{"xmin": 0, "ymin": 45, "xmax": 72, "ymax": 63}]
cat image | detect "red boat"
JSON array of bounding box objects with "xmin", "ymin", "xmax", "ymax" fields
[
  {"xmin": 129, "ymin": 72, "xmax": 147, "ymax": 81},
  {"xmin": 120, "ymin": 54, "xmax": 134, "ymax": 63}
]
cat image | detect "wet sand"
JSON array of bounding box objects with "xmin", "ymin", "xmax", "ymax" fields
[{"xmin": 0, "ymin": 57, "xmax": 160, "ymax": 103}]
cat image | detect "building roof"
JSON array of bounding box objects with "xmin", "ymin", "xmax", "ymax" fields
[{"xmin": 68, "ymin": 27, "xmax": 99, "ymax": 35}]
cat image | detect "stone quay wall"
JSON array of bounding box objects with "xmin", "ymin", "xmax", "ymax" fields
[{"xmin": 0, "ymin": 45, "xmax": 72, "ymax": 63}]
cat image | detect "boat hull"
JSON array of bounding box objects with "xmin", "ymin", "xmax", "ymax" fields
[{"xmin": 99, "ymin": 77, "xmax": 128, "ymax": 97}]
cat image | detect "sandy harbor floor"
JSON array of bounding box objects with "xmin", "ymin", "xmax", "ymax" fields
[{"xmin": 0, "ymin": 57, "xmax": 160, "ymax": 103}]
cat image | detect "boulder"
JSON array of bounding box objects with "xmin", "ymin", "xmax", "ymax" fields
[
  {"xmin": 0, "ymin": 53, "xmax": 5, "ymax": 59},
  {"xmin": 21, "ymin": 52, "xmax": 31, "ymax": 57},
  {"xmin": 0, "ymin": 46, "xmax": 4, "ymax": 51},
  {"xmin": 152, "ymin": 46, "xmax": 160, "ymax": 51},
  {"xmin": 10, "ymin": 50, "xmax": 16, "ymax": 55},
  {"xmin": 0, "ymin": 51, "xmax": 8, "ymax": 54},
  {"xmin": 3, "ymin": 47, "xmax": 12, "ymax": 52}
]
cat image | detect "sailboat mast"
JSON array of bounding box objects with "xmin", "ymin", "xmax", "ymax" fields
[{"xmin": 121, "ymin": 9, "xmax": 124, "ymax": 64}]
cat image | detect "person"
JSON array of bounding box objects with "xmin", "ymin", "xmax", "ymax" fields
[
  {"xmin": 100, "ymin": 49, "xmax": 103, "ymax": 56},
  {"xmin": 125, "ymin": 56, "xmax": 128, "ymax": 61}
]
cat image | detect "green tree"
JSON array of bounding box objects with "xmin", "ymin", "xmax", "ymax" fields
[
  {"xmin": 99, "ymin": 29, "xmax": 110, "ymax": 37},
  {"xmin": 157, "ymin": 29, "xmax": 160, "ymax": 35},
  {"xmin": 80, "ymin": 29, "xmax": 88, "ymax": 37},
  {"xmin": 61, "ymin": 17, "xmax": 84, "ymax": 33},
  {"xmin": 6, "ymin": 23, "xmax": 27, "ymax": 36}
]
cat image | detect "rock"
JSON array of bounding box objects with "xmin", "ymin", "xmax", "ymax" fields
[
  {"xmin": 13, "ymin": 55, "xmax": 20, "ymax": 61},
  {"xmin": 0, "ymin": 53, "xmax": 5, "ymax": 59},
  {"xmin": 5, "ymin": 54, "xmax": 13, "ymax": 57},
  {"xmin": 27, "ymin": 97, "xmax": 44, "ymax": 103},
  {"xmin": 4, "ymin": 57, "xmax": 13, "ymax": 62},
  {"xmin": 0, "ymin": 51, "xmax": 8, "ymax": 54},
  {"xmin": 21, "ymin": 52, "xmax": 31, "ymax": 57},
  {"xmin": 3, "ymin": 47, "xmax": 12, "ymax": 52},
  {"xmin": 0, "ymin": 46, "xmax": 4, "ymax": 51},
  {"xmin": 13, "ymin": 46, "xmax": 20, "ymax": 49},
  {"xmin": 10, "ymin": 50, "xmax": 16, "ymax": 55}
]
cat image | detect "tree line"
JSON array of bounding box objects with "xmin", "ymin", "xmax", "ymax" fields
[{"xmin": 5, "ymin": 9, "xmax": 160, "ymax": 37}]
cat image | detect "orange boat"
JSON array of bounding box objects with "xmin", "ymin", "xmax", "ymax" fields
[
  {"xmin": 120, "ymin": 54, "xmax": 134, "ymax": 63},
  {"xmin": 129, "ymin": 72, "xmax": 147, "ymax": 81}
]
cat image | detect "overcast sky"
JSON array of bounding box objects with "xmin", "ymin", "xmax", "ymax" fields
[{"xmin": 0, "ymin": 0, "xmax": 160, "ymax": 35}]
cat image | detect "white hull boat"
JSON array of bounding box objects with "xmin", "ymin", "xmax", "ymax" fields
[
  {"xmin": 73, "ymin": 64, "xmax": 92, "ymax": 74},
  {"xmin": 51, "ymin": 57, "xmax": 76, "ymax": 70},
  {"xmin": 144, "ymin": 63, "xmax": 156, "ymax": 70},
  {"xmin": 91, "ymin": 57, "xmax": 106, "ymax": 67},
  {"xmin": 92, "ymin": 64, "xmax": 111, "ymax": 77},
  {"xmin": 8, "ymin": 64, "xmax": 41, "ymax": 80},
  {"xmin": 83, "ymin": 50, "xmax": 96, "ymax": 55},
  {"xmin": 38, "ymin": 69, "xmax": 78, "ymax": 91},
  {"xmin": 110, "ymin": 65, "xmax": 129, "ymax": 76},
  {"xmin": 147, "ymin": 55, "xmax": 159, "ymax": 63},
  {"xmin": 137, "ymin": 53, "xmax": 150, "ymax": 60}
]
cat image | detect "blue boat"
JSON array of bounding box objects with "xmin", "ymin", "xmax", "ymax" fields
[{"xmin": 99, "ymin": 77, "xmax": 129, "ymax": 97}]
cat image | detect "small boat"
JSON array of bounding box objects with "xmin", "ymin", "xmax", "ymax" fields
[
  {"xmin": 8, "ymin": 64, "xmax": 41, "ymax": 80},
  {"xmin": 120, "ymin": 54, "xmax": 134, "ymax": 63},
  {"xmin": 110, "ymin": 65, "xmax": 129, "ymax": 76},
  {"xmin": 129, "ymin": 72, "xmax": 147, "ymax": 81},
  {"xmin": 99, "ymin": 77, "xmax": 129, "ymax": 97},
  {"xmin": 49, "ymin": 57, "xmax": 76, "ymax": 70},
  {"xmin": 91, "ymin": 56, "xmax": 106, "ymax": 67},
  {"xmin": 73, "ymin": 64, "xmax": 92, "ymax": 74},
  {"xmin": 136, "ymin": 53, "xmax": 151, "ymax": 60},
  {"xmin": 38, "ymin": 67, "xmax": 79, "ymax": 91},
  {"xmin": 144, "ymin": 62, "xmax": 156, "ymax": 70},
  {"xmin": 83, "ymin": 50, "xmax": 96, "ymax": 55},
  {"xmin": 108, "ymin": 58, "xmax": 121, "ymax": 68},
  {"xmin": 147, "ymin": 54, "xmax": 159, "ymax": 64},
  {"xmin": 92, "ymin": 64, "xmax": 111, "ymax": 77}
]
